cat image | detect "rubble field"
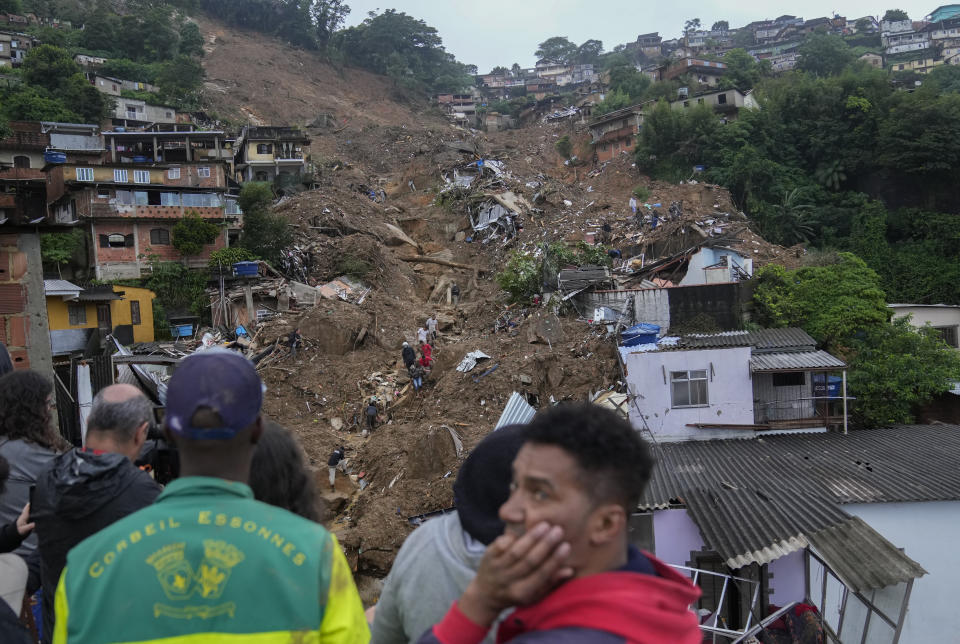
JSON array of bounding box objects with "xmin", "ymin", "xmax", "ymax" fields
[{"xmin": 186, "ymin": 63, "xmax": 801, "ymax": 602}]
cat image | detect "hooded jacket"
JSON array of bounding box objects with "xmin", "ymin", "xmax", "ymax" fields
[
  {"xmin": 419, "ymin": 548, "xmax": 702, "ymax": 644},
  {"xmin": 32, "ymin": 448, "xmax": 161, "ymax": 643}
]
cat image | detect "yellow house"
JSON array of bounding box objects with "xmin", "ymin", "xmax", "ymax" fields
[{"xmin": 44, "ymin": 280, "xmax": 156, "ymax": 355}]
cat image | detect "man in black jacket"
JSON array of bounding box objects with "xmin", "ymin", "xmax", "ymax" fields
[{"xmin": 32, "ymin": 384, "xmax": 161, "ymax": 643}]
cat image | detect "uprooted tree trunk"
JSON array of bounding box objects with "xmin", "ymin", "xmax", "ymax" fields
[{"xmin": 400, "ymin": 255, "xmax": 475, "ymax": 270}]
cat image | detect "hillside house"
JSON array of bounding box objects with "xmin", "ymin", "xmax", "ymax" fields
[
  {"xmin": 88, "ymin": 74, "xmax": 159, "ymax": 97},
  {"xmin": 74, "ymin": 54, "xmax": 108, "ymax": 67},
  {"xmin": 233, "ymin": 126, "xmax": 310, "ymax": 183},
  {"xmin": 884, "ymin": 29, "xmax": 931, "ymax": 54},
  {"xmin": 671, "ymin": 88, "xmax": 758, "ymax": 120},
  {"xmin": 635, "ymin": 32, "xmax": 663, "ymax": 58},
  {"xmin": 110, "ymin": 98, "xmax": 179, "ymax": 129},
  {"xmin": 888, "ymin": 303, "xmax": 960, "ymax": 348},
  {"xmin": 860, "ymin": 51, "xmax": 884, "ymax": 67},
  {"xmin": 620, "ymin": 328, "xmax": 848, "ymax": 442},
  {"xmin": 638, "ymin": 425, "xmax": 959, "ymax": 643},
  {"xmin": 929, "ymin": 4, "xmax": 960, "ymax": 22},
  {"xmin": 588, "ymin": 103, "xmax": 648, "ymax": 163},
  {"xmin": 44, "ymin": 281, "xmax": 155, "ymax": 354},
  {"xmin": 888, "ymin": 56, "xmax": 943, "ymax": 73},
  {"xmin": 853, "ymin": 15, "xmax": 880, "ymax": 33},
  {"xmin": 0, "ymin": 30, "xmax": 35, "ymax": 67},
  {"xmin": 661, "ymin": 58, "xmax": 727, "ymax": 86}
]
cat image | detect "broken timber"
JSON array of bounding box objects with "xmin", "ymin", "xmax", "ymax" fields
[{"xmin": 401, "ymin": 255, "xmax": 475, "ymax": 270}]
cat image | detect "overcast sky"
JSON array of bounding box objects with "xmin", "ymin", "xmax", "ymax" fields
[{"xmin": 343, "ymin": 1, "xmax": 937, "ymax": 71}]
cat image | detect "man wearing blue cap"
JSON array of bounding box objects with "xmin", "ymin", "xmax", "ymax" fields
[{"xmin": 52, "ymin": 349, "xmax": 370, "ymax": 644}]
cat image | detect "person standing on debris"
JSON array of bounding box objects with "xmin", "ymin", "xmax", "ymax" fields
[
  {"xmin": 52, "ymin": 350, "xmax": 370, "ymax": 643},
  {"xmin": 32, "ymin": 384, "xmax": 162, "ymax": 644},
  {"xmin": 327, "ymin": 445, "xmax": 347, "ymax": 492},
  {"xmin": 418, "ymin": 341, "xmax": 433, "ymax": 370},
  {"xmin": 365, "ymin": 399, "xmax": 378, "ymax": 437},
  {"xmin": 417, "ymin": 403, "xmax": 701, "ymax": 644},
  {"xmin": 451, "ymin": 283, "xmax": 461, "ymax": 307},
  {"xmin": 288, "ymin": 326, "xmax": 302, "ymax": 361},
  {"xmin": 402, "ymin": 341, "xmax": 417, "ymax": 370},
  {"xmin": 408, "ymin": 363, "xmax": 425, "ymax": 394},
  {"xmin": 426, "ymin": 313, "xmax": 439, "ymax": 344},
  {"xmin": 629, "ymin": 195, "xmax": 638, "ymax": 215},
  {"xmin": 372, "ymin": 424, "xmax": 529, "ymax": 644},
  {"xmin": 417, "ymin": 326, "xmax": 428, "ymax": 346}
]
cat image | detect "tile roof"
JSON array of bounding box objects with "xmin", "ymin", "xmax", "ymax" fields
[
  {"xmin": 750, "ymin": 350, "xmax": 847, "ymax": 372},
  {"xmin": 640, "ymin": 425, "xmax": 960, "ymax": 589}
]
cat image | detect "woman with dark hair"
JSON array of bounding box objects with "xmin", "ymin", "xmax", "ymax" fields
[
  {"xmin": 0, "ymin": 370, "xmax": 63, "ymax": 563},
  {"xmin": 249, "ymin": 421, "xmax": 321, "ymax": 523}
]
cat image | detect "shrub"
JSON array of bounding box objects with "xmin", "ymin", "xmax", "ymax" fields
[
  {"xmin": 208, "ymin": 247, "xmax": 258, "ymax": 268},
  {"xmin": 336, "ymin": 256, "xmax": 372, "ymax": 279},
  {"xmin": 496, "ymin": 252, "xmax": 541, "ymax": 303},
  {"xmin": 632, "ymin": 185, "xmax": 651, "ymax": 201},
  {"xmin": 172, "ymin": 212, "xmax": 219, "ymax": 257},
  {"xmin": 555, "ymin": 135, "xmax": 573, "ymax": 159}
]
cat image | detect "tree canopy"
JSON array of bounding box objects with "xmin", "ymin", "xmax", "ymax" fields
[
  {"xmin": 882, "ymin": 8, "xmax": 910, "ymax": 21},
  {"xmin": 535, "ymin": 37, "xmax": 577, "ymax": 64},
  {"xmin": 238, "ymin": 183, "xmax": 293, "ymax": 264}
]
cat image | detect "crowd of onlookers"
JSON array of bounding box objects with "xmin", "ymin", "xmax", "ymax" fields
[{"xmin": 0, "ymin": 347, "xmax": 703, "ymax": 644}]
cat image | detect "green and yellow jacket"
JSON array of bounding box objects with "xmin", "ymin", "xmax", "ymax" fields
[{"xmin": 53, "ymin": 477, "xmax": 369, "ymax": 644}]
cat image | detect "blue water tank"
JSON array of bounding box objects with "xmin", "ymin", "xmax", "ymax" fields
[
  {"xmin": 232, "ymin": 261, "xmax": 259, "ymax": 277},
  {"xmin": 43, "ymin": 151, "xmax": 67, "ymax": 164}
]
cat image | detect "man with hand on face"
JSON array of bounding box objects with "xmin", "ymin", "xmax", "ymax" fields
[{"xmin": 418, "ymin": 402, "xmax": 702, "ymax": 644}]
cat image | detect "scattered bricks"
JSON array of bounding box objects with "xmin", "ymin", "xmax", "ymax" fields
[
  {"xmin": 7, "ymin": 315, "xmax": 28, "ymax": 347},
  {"xmin": 8, "ymin": 349, "xmax": 29, "ymax": 370}
]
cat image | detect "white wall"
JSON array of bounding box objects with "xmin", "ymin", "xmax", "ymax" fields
[
  {"xmin": 679, "ymin": 247, "xmax": 753, "ymax": 286},
  {"xmin": 653, "ymin": 509, "xmax": 704, "ymax": 566},
  {"xmin": 889, "ymin": 306, "xmax": 960, "ymax": 330},
  {"xmin": 624, "ymin": 346, "xmax": 755, "ymax": 441},
  {"xmin": 846, "ymin": 501, "xmax": 960, "ymax": 643}
]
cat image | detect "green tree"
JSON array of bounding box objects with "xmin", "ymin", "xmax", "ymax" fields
[
  {"xmin": 0, "ymin": 0, "xmax": 24, "ymax": 13},
  {"xmin": 238, "ymin": 182, "xmax": 291, "ymax": 264},
  {"xmin": 751, "ymin": 253, "xmax": 890, "ymax": 350},
  {"xmin": 854, "ymin": 17, "xmax": 873, "ymax": 31},
  {"xmin": 496, "ymin": 251, "xmax": 541, "ymax": 302},
  {"xmin": 796, "ymin": 33, "xmax": 854, "ymax": 77},
  {"xmin": 720, "ymin": 48, "xmax": 765, "ymax": 90},
  {"xmin": 312, "ymin": 0, "xmax": 350, "ymax": 46},
  {"xmin": 22, "ymin": 45, "xmax": 81, "ymax": 92},
  {"xmin": 684, "ymin": 18, "xmax": 701, "ymax": 34},
  {"xmin": 208, "ymin": 247, "xmax": 258, "ymax": 268},
  {"xmin": 849, "ymin": 317, "xmax": 960, "ymax": 426},
  {"xmin": 1, "ymin": 86, "xmax": 80, "ymax": 122},
  {"xmin": 712, "ymin": 20, "xmax": 729, "ymax": 31},
  {"xmin": 155, "ymin": 55, "xmax": 204, "ymax": 108},
  {"xmin": 40, "ymin": 230, "xmax": 84, "ymax": 278},
  {"xmin": 489, "ymin": 65, "xmax": 510, "ymax": 75},
  {"xmin": 848, "ymin": 200, "xmax": 890, "ymax": 271},
  {"xmin": 535, "ymin": 36, "xmax": 577, "ymax": 64},
  {"xmin": 607, "ymin": 62, "xmax": 650, "ymax": 99},
  {"xmin": 575, "ymin": 39, "xmax": 604, "ymax": 66},
  {"xmin": 172, "ymin": 213, "xmax": 220, "ymax": 257},
  {"xmin": 511, "ymin": 63, "xmax": 521, "ymax": 76},
  {"xmin": 882, "ymin": 9, "xmax": 909, "ymax": 22},
  {"xmin": 555, "ymin": 135, "xmax": 573, "ymax": 159},
  {"xmin": 763, "ymin": 188, "xmax": 815, "ymax": 245},
  {"xmin": 179, "ymin": 21, "xmax": 205, "ymax": 57},
  {"xmin": 926, "ymin": 64, "xmax": 960, "ymax": 94},
  {"xmin": 592, "ymin": 88, "xmax": 632, "ymax": 117}
]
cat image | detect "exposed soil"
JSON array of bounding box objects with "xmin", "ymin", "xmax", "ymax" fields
[{"xmin": 195, "ymin": 17, "xmax": 800, "ymax": 605}]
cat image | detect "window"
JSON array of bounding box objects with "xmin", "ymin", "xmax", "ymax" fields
[
  {"xmin": 197, "ymin": 167, "xmax": 211, "ymax": 178},
  {"xmin": 115, "ymin": 190, "xmax": 133, "ymax": 205},
  {"xmin": 150, "ymin": 228, "xmax": 170, "ymax": 245},
  {"xmin": 257, "ymin": 143, "xmax": 273, "ymax": 154},
  {"xmin": 113, "ymin": 169, "xmax": 128, "ymax": 183},
  {"xmin": 772, "ymin": 372, "xmax": 806, "ymax": 387},
  {"xmin": 130, "ymin": 301, "xmax": 141, "ymax": 325},
  {"xmin": 167, "ymin": 167, "xmax": 180, "ymax": 180},
  {"xmin": 935, "ymin": 325, "xmax": 959, "ymax": 348},
  {"xmin": 68, "ymin": 303, "xmax": 86, "ymax": 325},
  {"xmin": 133, "ymin": 170, "xmax": 150, "ymax": 184},
  {"xmin": 76, "ymin": 167, "xmax": 94, "ymax": 182},
  {"xmin": 107, "ymin": 233, "xmax": 126, "ymax": 248},
  {"xmin": 671, "ymin": 370, "xmax": 708, "ymax": 407},
  {"xmin": 717, "ymin": 93, "xmax": 728, "ymax": 105},
  {"xmin": 13, "ymin": 155, "xmax": 30, "ymax": 168},
  {"xmin": 97, "ymin": 188, "xmax": 110, "ymax": 199}
]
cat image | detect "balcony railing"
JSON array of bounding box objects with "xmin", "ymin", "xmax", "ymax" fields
[{"xmin": 753, "ymin": 397, "xmax": 849, "ymax": 428}]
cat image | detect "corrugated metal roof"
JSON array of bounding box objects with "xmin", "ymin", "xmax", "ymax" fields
[
  {"xmin": 750, "ymin": 350, "xmax": 846, "ymax": 372},
  {"xmin": 43, "ymin": 279, "xmax": 82, "ymax": 295},
  {"xmin": 681, "ymin": 328, "xmax": 816, "ymax": 351},
  {"xmin": 494, "ymin": 392, "xmax": 536, "ymax": 430},
  {"xmin": 640, "ymin": 425, "xmax": 957, "ymax": 589},
  {"xmin": 641, "ymin": 424, "xmax": 960, "ymax": 510}
]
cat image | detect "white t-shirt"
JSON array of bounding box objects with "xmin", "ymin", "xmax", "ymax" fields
[{"xmin": 417, "ymin": 328, "xmax": 428, "ymax": 344}]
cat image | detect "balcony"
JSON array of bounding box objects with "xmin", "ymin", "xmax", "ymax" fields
[{"xmin": 88, "ymin": 203, "xmax": 225, "ymax": 220}]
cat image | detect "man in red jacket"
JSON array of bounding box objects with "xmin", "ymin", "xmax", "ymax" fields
[{"xmin": 419, "ymin": 402, "xmax": 702, "ymax": 644}]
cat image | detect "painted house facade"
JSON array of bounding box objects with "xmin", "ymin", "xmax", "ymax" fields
[
  {"xmin": 620, "ymin": 328, "xmax": 847, "ymax": 441},
  {"xmin": 233, "ymin": 126, "xmax": 310, "ymax": 183},
  {"xmin": 44, "ymin": 280, "xmax": 155, "ymax": 354},
  {"xmin": 588, "ymin": 103, "xmax": 648, "ymax": 163},
  {"xmin": 888, "ymin": 303, "xmax": 960, "ymax": 348}
]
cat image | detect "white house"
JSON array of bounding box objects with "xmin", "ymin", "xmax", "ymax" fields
[
  {"xmin": 677, "ymin": 246, "xmax": 753, "ymax": 286},
  {"xmin": 638, "ymin": 424, "xmax": 959, "ymax": 643},
  {"xmin": 620, "ymin": 328, "xmax": 847, "ymax": 441},
  {"xmin": 888, "ymin": 303, "xmax": 960, "ymax": 348}
]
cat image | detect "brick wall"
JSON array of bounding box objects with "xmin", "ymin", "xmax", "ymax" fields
[{"xmin": 0, "ymin": 233, "xmax": 34, "ymax": 369}]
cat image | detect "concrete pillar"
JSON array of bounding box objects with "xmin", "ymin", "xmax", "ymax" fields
[
  {"xmin": 153, "ymin": 135, "xmax": 159, "ymax": 162},
  {"xmin": 185, "ymin": 135, "xmax": 192, "ymax": 162},
  {"xmin": 18, "ymin": 232, "xmax": 55, "ymax": 377},
  {"xmin": 243, "ymin": 285, "xmax": 255, "ymax": 328},
  {"xmin": 109, "ymin": 136, "xmax": 116, "ymax": 163}
]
